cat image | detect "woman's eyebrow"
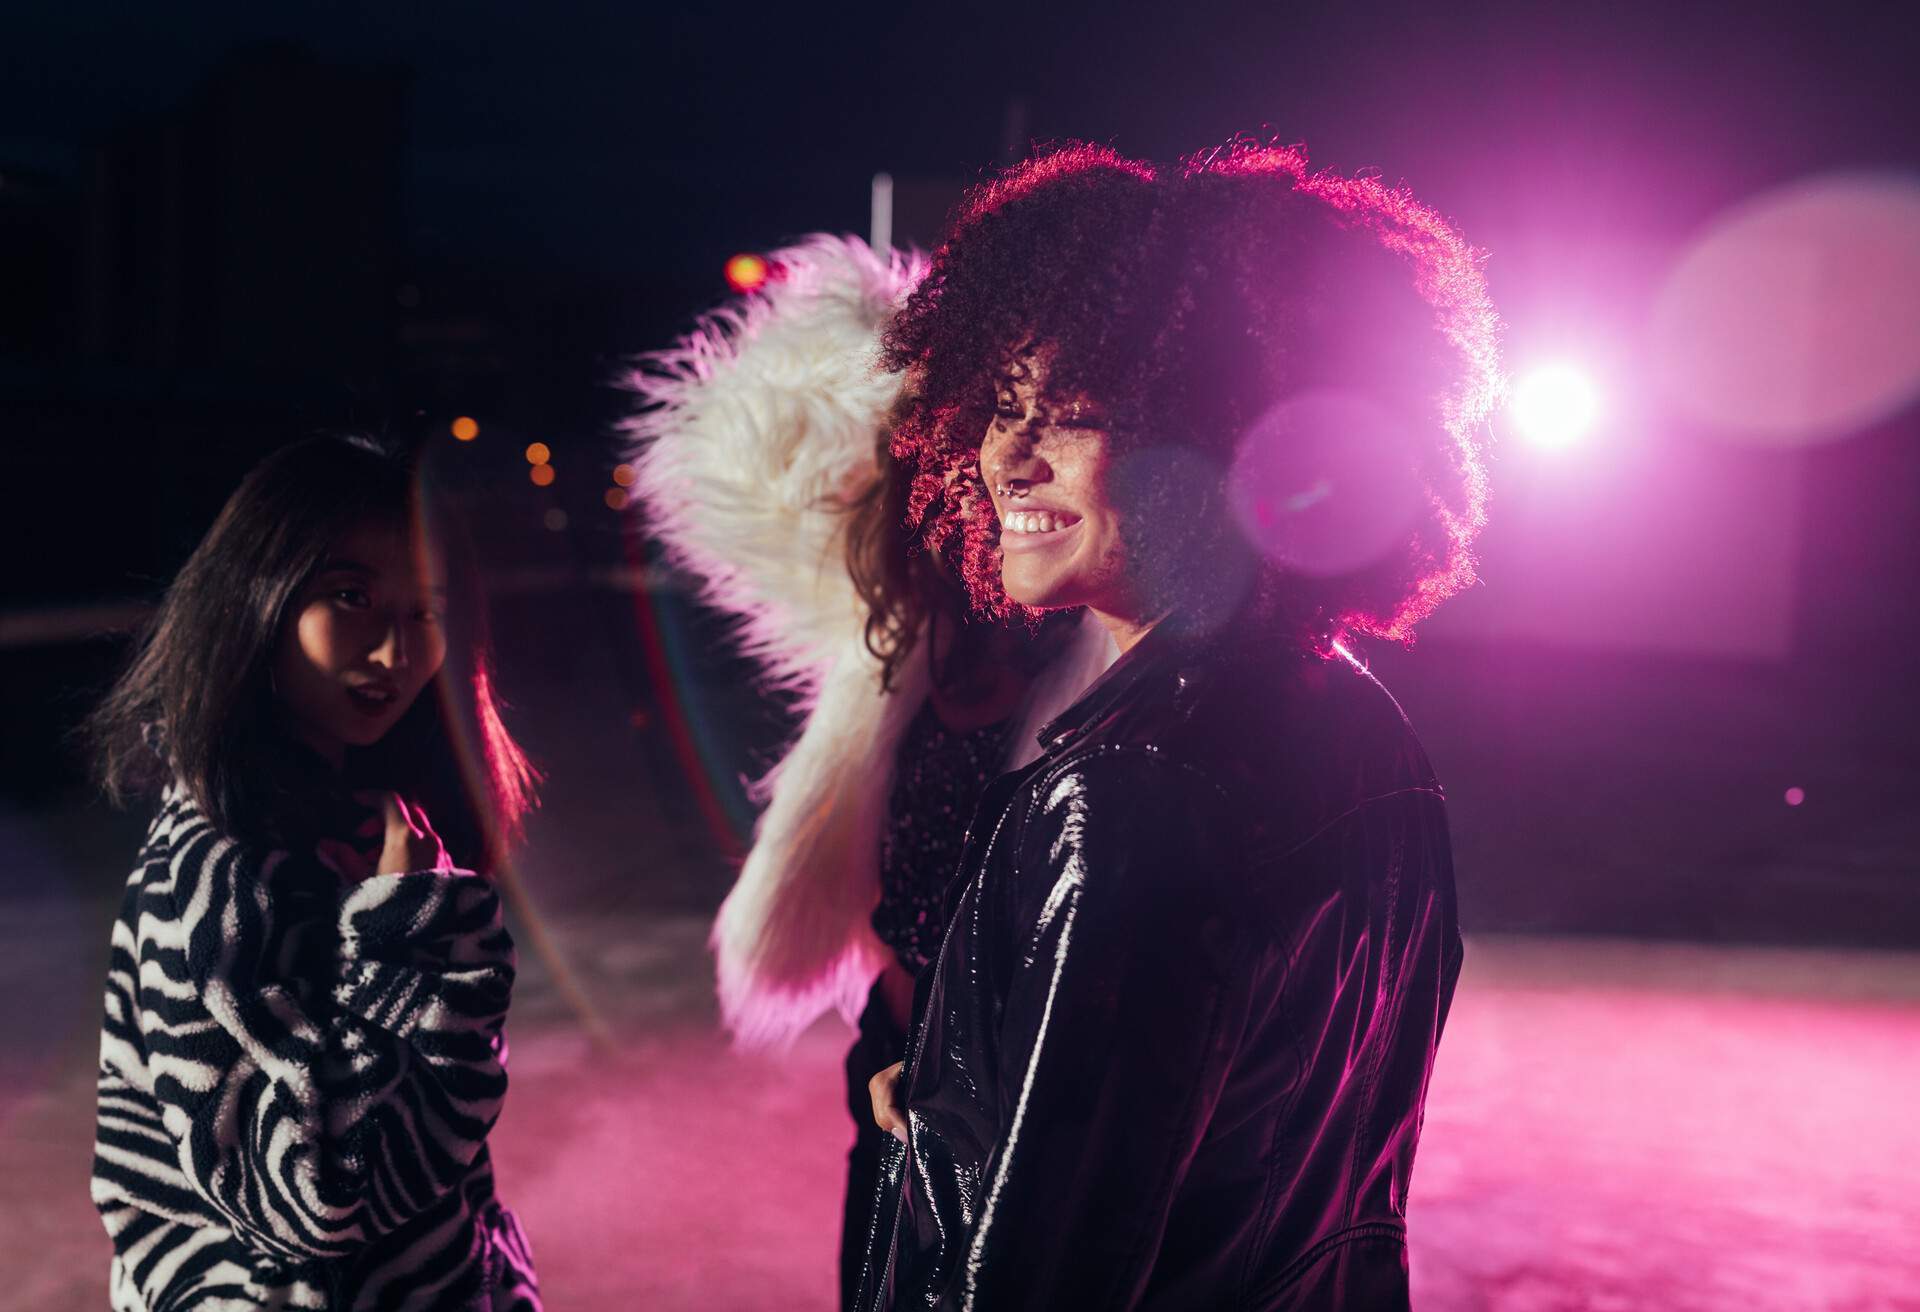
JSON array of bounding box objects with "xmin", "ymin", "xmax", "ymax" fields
[{"xmin": 317, "ymin": 558, "xmax": 374, "ymax": 577}]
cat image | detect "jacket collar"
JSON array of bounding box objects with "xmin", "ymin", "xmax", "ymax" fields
[{"xmin": 1034, "ymin": 609, "xmax": 1219, "ymax": 755}]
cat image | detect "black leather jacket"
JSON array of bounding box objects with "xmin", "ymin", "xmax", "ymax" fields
[{"xmin": 859, "ymin": 607, "xmax": 1463, "ymax": 1311}]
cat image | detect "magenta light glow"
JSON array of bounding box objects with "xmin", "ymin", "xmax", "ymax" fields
[
  {"xmin": 1511, "ymin": 363, "xmax": 1600, "ymax": 449},
  {"xmin": 1651, "ymin": 173, "xmax": 1920, "ymax": 445},
  {"xmin": 1227, "ymin": 389, "xmax": 1427, "ymax": 576}
]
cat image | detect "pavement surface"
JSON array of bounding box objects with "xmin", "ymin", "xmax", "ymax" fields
[
  {"xmin": 5, "ymin": 884, "xmax": 1917, "ymax": 1311},
  {"xmin": 6, "ymin": 585, "xmax": 1919, "ymax": 1308}
]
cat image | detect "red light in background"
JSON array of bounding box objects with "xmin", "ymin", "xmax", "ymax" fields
[
  {"xmin": 530, "ymin": 463, "xmax": 556, "ymax": 487},
  {"xmin": 526, "ymin": 441, "xmax": 552, "ymax": 465},
  {"xmin": 724, "ymin": 253, "xmax": 770, "ymax": 293},
  {"xmin": 451, "ymin": 416, "xmax": 479, "ymax": 442}
]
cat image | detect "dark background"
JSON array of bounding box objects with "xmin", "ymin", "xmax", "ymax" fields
[{"xmin": 4, "ymin": 0, "xmax": 1918, "ymax": 945}]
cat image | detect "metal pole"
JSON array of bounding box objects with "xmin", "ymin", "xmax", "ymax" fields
[{"xmin": 870, "ymin": 171, "xmax": 894, "ymax": 254}]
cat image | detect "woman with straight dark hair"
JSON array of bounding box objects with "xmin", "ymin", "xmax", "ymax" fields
[{"xmin": 85, "ymin": 434, "xmax": 543, "ymax": 1310}]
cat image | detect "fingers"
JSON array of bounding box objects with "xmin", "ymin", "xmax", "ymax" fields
[
  {"xmin": 868, "ymin": 1061, "xmax": 908, "ymax": 1144},
  {"xmin": 353, "ymin": 790, "xmax": 452, "ymax": 876},
  {"xmin": 351, "ymin": 790, "xmax": 441, "ymax": 840},
  {"xmin": 402, "ymin": 801, "xmax": 454, "ymax": 872},
  {"xmin": 352, "ymin": 789, "xmax": 412, "ymax": 833},
  {"xmin": 407, "ymin": 800, "xmax": 436, "ymax": 841}
]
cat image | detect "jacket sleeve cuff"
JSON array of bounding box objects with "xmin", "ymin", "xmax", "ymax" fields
[{"xmin": 332, "ymin": 872, "xmax": 514, "ymax": 1045}]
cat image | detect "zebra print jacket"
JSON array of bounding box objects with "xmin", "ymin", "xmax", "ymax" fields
[{"xmin": 91, "ymin": 786, "xmax": 541, "ymax": 1310}]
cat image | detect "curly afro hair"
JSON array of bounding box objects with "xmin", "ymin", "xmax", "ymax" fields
[{"xmin": 881, "ymin": 138, "xmax": 1503, "ymax": 647}]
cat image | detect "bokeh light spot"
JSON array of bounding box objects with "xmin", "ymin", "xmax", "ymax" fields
[
  {"xmin": 526, "ymin": 441, "xmax": 552, "ymax": 465},
  {"xmin": 1784, "ymin": 786, "xmax": 1806, "ymax": 807},
  {"xmin": 1227, "ymin": 390, "xmax": 1426, "ymax": 577},
  {"xmin": 1651, "ymin": 173, "xmax": 1920, "ymax": 444},
  {"xmin": 612, "ymin": 462, "xmax": 637, "ymax": 487},
  {"xmin": 604, "ymin": 486, "xmax": 630, "ymax": 511},
  {"xmin": 451, "ymin": 416, "xmax": 479, "ymax": 442},
  {"xmin": 724, "ymin": 253, "xmax": 770, "ymax": 293},
  {"xmin": 1511, "ymin": 365, "xmax": 1600, "ymax": 449},
  {"xmin": 543, "ymin": 507, "xmax": 569, "ymax": 532},
  {"xmin": 530, "ymin": 463, "xmax": 556, "ymax": 487}
]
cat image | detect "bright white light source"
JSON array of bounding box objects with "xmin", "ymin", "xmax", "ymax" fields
[{"xmin": 1512, "ymin": 364, "xmax": 1600, "ymax": 449}]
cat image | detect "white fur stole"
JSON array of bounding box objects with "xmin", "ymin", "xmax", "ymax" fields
[{"xmin": 621, "ymin": 234, "xmax": 1117, "ymax": 1048}]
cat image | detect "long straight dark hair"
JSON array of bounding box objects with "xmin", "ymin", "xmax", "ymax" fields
[{"xmin": 85, "ymin": 435, "xmax": 538, "ymax": 871}]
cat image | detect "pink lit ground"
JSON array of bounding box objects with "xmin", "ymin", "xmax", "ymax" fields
[{"xmin": 5, "ymin": 906, "xmax": 1918, "ymax": 1312}]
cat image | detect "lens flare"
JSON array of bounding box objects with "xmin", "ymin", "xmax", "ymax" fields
[
  {"xmin": 1651, "ymin": 173, "xmax": 1920, "ymax": 444},
  {"xmin": 1511, "ymin": 365, "xmax": 1600, "ymax": 449},
  {"xmin": 1228, "ymin": 390, "xmax": 1427, "ymax": 577}
]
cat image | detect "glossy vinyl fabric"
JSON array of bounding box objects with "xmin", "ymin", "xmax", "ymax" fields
[{"xmin": 857, "ymin": 606, "xmax": 1464, "ymax": 1311}]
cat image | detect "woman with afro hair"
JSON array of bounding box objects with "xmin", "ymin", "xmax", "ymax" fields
[
  {"xmin": 623, "ymin": 234, "xmax": 1117, "ymax": 1310},
  {"xmin": 855, "ymin": 139, "xmax": 1502, "ymax": 1311}
]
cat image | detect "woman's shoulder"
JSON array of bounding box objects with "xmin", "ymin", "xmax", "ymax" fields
[
  {"xmin": 135, "ymin": 782, "xmax": 315, "ymax": 898},
  {"xmin": 135, "ymin": 782, "xmax": 213, "ymax": 864}
]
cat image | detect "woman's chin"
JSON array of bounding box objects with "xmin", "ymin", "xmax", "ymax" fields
[
  {"xmin": 1000, "ymin": 568, "xmax": 1080, "ymax": 613},
  {"xmin": 339, "ymin": 720, "xmax": 396, "ymax": 749}
]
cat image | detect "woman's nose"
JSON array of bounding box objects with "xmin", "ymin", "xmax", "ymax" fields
[
  {"xmin": 368, "ymin": 615, "xmax": 410, "ymax": 669},
  {"xmin": 987, "ymin": 426, "xmax": 1046, "ymax": 487}
]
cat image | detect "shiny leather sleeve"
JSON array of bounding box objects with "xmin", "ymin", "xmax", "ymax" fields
[{"xmin": 943, "ymin": 750, "xmax": 1255, "ymax": 1311}]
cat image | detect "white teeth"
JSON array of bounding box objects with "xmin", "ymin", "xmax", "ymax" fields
[{"xmin": 1003, "ymin": 510, "xmax": 1078, "ymax": 534}]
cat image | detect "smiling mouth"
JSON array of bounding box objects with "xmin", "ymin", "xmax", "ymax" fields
[
  {"xmin": 346, "ymin": 684, "xmax": 398, "ymax": 716},
  {"xmin": 1000, "ymin": 509, "xmax": 1083, "ymax": 535}
]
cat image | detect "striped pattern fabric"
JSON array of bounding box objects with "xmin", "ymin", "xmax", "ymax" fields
[{"xmin": 92, "ymin": 787, "xmax": 542, "ymax": 1309}]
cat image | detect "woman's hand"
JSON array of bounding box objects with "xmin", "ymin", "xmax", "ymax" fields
[
  {"xmin": 362, "ymin": 791, "xmax": 454, "ymax": 876},
  {"xmin": 869, "ymin": 1061, "xmax": 909, "ymax": 1144},
  {"xmin": 318, "ymin": 793, "xmax": 454, "ymax": 880}
]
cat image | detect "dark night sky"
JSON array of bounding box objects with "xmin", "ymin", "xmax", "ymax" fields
[
  {"xmin": 8, "ymin": 0, "xmax": 1916, "ymax": 281},
  {"xmin": 3, "ymin": 0, "xmax": 1917, "ymax": 625}
]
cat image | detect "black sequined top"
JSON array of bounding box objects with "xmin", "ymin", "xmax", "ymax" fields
[{"xmin": 872, "ymin": 698, "xmax": 1016, "ymax": 975}]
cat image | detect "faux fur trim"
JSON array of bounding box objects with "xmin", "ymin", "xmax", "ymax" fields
[
  {"xmin": 622, "ymin": 235, "xmax": 921, "ymax": 1046},
  {"xmin": 709, "ymin": 638, "xmax": 928, "ymax": 1047},
  {"xmin": 621, "ymin": 233, "xmax": 927, "ymax": 698},
  {"xmin": 622, "ymin": 234, "xmax": 1117, "ymax": 1048}
]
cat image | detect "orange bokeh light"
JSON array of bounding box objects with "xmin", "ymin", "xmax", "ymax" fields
[
  {"xmin": 604, "ymin": 486, "xmax": 630, "ymax": 510},
  {"xmin": 724, "ymin": 253, "xmax": 770, "ymax": 293},
  {"xmin": 611, "ymin": 462, "xmax": 637, "ymax": 487},
  {"xmin": 525, "ymin": 441, "xmax": 552, "ymax": 465},
  {"xmin": 529, "ymin": 463, "xmax": 556, "ymax": 487},
  {"xmin": 451, "ymin": 416, "xmax": 479, "ymax": 442}
]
